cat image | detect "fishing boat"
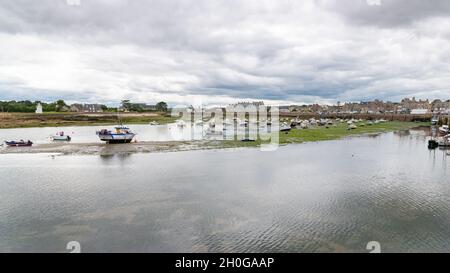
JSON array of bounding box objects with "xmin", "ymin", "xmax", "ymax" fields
[
  {"xmin": 96, "ymin": 125, "xmax": 136, "ymax": 144},
  {"xmin": 439, "ymin": 125, "xmax": 449, "ymax": 135},
  {"xmin": 50, "ymin": 132, "xmax": 71, "ymax": 141},
  {"xmin": 5, "ymin": 140, "xmax": 33, "ymax": 147},
  {"xmin": 280, "ymin": 123, "xmax": 291, "ymax": 132}
]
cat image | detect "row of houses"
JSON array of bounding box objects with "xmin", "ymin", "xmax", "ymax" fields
[
  {"xmin": 70, "ymin": 104, "xmax": 104, "ymax": 113},
  {"xmin": 285, "ymin": 98, "xmax": 450, "ymax": 115}
]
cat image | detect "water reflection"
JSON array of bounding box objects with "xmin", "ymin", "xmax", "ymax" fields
[{"xmin": 0, "ymin": 128, "xmax": 449, "ymax": 253}]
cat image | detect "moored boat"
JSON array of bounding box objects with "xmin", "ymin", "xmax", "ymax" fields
[
  {"xmin": 5, "ymin": 140, "xmax": 33, "ymax": 147},
  {"xmin": 280, "ymin": 123, "xmax": 291, "ymax": 132},
  {"xmin": 439, "ymin": 125, "xmax": 449, "ymax": 135},
  {"xmin": 96, "ymin": 125, "xmax": 136, "ymax": 144},
  {"xmin": 50, "ymin": 132, "xmax": 71, "ymax": 141},
  {"xmin": 431, "ymin": 117, "xmax": 439, "ymax": 126},
  {"xmin": 438, "ymin": 135, "xmax": 450, "ymax": 147},
  {"xmin": 176, "ymin": 120, "xmax": 186, "ymax": 127}
]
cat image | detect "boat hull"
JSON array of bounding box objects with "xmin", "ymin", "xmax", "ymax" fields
[
  {"xmin": 98, "ymin": 133, "xmax": 135, "ymax": 144},
  {"xmin": 5, "ymin": 141, "xmax": 33, "ymax": 147},
  {"xmin": 51, "ymin": 136, "xmax": 71, "ymax": 141}
]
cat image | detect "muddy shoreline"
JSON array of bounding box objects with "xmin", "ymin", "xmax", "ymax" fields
[{"xmin": 0, "ymin": 140, "xmax": 239, "ymax": 156}]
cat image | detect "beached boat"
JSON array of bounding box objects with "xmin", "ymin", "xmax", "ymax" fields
[
  {"xmin": 431, "ymin": 117, "xmax": 439, "ymax": 126},
  {"xmin": 176, "ymin": 120, "xmax": 186, "ymax": 127},
  {"xmin": 348, "ymin": 124, "xmax": 357, "ymax": 130},
  {"xmin": 96, "ymin": 125, "xmax": 136, "ymax": 144},
  {"xmin": 438, "ymin": 135, "xmax": 450, "ymax": 147},
  {"xmin": 5, "ymin": 140, "xmax": 33, "ymax": 147},
  {"xmin": 149, "ymin": 121, "xmax": 159, "ymax": 126},
  {"xmin": 439, "ymin": 125, "xmax": 449, "ymax": 135},
  {"xmin": 280, "ymin": 123, "xmax": 291, "ymax": 132},
  {"xmin": 50, "ymin": 132, "xmax": 71, "ymax": 141}
]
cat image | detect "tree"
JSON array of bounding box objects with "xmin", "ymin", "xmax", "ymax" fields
[
  {"xmin": 56, "ymin": 100, "xmax": 68, "ymax": 112},
  {"xmin": 156, "ymin": 101, "xmax": 168, "ymax": 112},
  {"xmin": 121, "ymin": 100, "xmax": 131, "ymax": 111}
]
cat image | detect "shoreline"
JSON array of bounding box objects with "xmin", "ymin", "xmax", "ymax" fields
[
  {"xmin": 0, "ymin": 122, "xmax": 429, "ymax": 156},
  {"xmin": 0, "ymin": 112, "xmax": 177, "ymax": 129}
]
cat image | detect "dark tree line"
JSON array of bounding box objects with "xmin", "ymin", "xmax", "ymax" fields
[{"xmin": 0, "ymin": 100, "xmax": 65, "ymax": 113}]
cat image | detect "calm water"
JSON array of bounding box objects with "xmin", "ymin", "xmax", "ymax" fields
[
  {"xmin": 0, "ymin": 123, "xmax": 265, "ymax": 144},
  {"xmin": 0, "ymin": 124, "xmax": 203, "ymax": 143},
  {"xmin": 1, "ymin": 127, "xmax": 450, "ymax": 253}
]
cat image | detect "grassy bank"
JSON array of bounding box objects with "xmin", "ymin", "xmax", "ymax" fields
[
  {"xmin": 219, "ymin": 121, "xmax": 428, "ymax": 148},
  {"xmin": 279, "ymin": 121, "xmax": 427, "ymax": 144},
  {"xmin": 0, "ymin": 112, "xmax": 177, "ymax": 129}
]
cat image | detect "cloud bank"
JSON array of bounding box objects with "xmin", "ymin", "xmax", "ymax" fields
[{"xmin": 1, "ymin": 0, "xmax": 450, "ymax": 106}]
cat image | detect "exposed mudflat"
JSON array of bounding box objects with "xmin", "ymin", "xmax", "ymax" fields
[{"xmin": 0, "ymin": 140, "xmax": 237, "ymax": 156}]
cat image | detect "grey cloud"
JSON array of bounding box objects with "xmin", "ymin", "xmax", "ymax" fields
[
  {"xmin": 321, "ymin": 0, "xmax": 450, "ymax": 27},
  {"xmin": 0, "ymin": 0, "xmax": 450, "ymax": 105}
]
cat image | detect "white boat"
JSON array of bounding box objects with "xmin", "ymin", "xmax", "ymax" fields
[
  {"xmin": 50, "ymin": 132, "xmax": 71, "ymax": 141},
  {"xmin": 431, "ymin": 117, "xmax": 439, "ymax": 126},
  {"xmin": 348, "ymin": 124, "xmax": 357, "ymax": 130},
  {"xmin": 223, "ymin": 119, "xmax": 232, "ymax": 126},
  {"xmin": 176, "ymin": 120, "xmax": 186, "ymax": 127},
  {"xmin": 280, "ymin": 123, "xmax": 291, "ymax": 132},
  {"xmin": 205, "ymin": 128, "xmax": 223, "ymax": 136},
  {"xmin": 438, "ymin": 135, "xmax": 450, "ymax": 147},
  {"xmin": 439, "ymin": 125, "xmax": 449, "ymax": 135},
  {"xmin": 97, "ymin": 125, "xmax": 136, "ymax": 144},
  {"xmin": 149, "ymin": 121, "xmax": 159, "ymax": 126},
  {"xmin": 300, "ymin": 122, "xmax": 309, "ymax": 129}
]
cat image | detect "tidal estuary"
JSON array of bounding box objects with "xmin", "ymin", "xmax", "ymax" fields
[{"xmin": 1, "ymin": 127, "xmax": 449, "ymax": 252}]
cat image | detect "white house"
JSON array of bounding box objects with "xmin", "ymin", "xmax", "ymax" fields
[
  {"xmin": 410, "ymin": 109, "xmax": 429, "ymax": 115},
  {"xmin": 35, "ymin": 103, "xmax": 43, "ymax": 114}
]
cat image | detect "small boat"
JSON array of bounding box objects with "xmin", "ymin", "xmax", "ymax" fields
[
  {"xmin": 438, "ymin": 135, "xmax": 450, "ymax": 147},
  {"xmin": 280, "ymin": 123, "xmax": 291, "ymax": 132},
  {"xmin": 439, "ymin": 125, "xmax": 449, "ymax": 135},
  {"xmin": 205, "ymin": 128, "xmax": 223, "ymax": 136},
  {"xmin": 176, "ymin": 120, "xmax": 186, "ymax": 127},
  {"xmin": 431, "ymin": 117, "xmax": 439, "ymax": 126},
  {"xmin": 348, "ymin": 124, "xmax": 357, "ymax": 130},
  {"xmin": 96, "ymin": 125, "xmax": 136, "ymax": 144},
  {"xmin": 50, "ymin": 132, "xmax": 71, "ymax": 141},
  {"xmin": 5, "ymin": 140, "xmax": 33, "ymax": 147},
  {"xmin": 428, "ymin": 139, "xmax": 439, "ymax": 149},
  {"xmin": 149, "ymin": 121, "xmax": 159, "ymax": 126},
  {"xmin": 241, "ymin": 138, "xmax": 256, "ymax": 142}
]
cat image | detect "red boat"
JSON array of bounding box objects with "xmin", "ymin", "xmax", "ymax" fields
[{"xmin": 4, "ymin": 140, "xmax": 33, "ymax": 147}]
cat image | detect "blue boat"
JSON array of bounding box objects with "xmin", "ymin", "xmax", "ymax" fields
[
  {"xmin": 96, "ymin": 125, "xmax": 136, "ymax": 144},
  {"xmin": 5, "ymin": 140, "xmax": 33, "ymax": 147}
]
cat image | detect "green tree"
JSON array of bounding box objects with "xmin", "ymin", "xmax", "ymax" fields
[
  {"xmin": 56, "ymin": 100, "xmax": 68, "ymax": 112},
  {"xmin": 156, "ymin": 101, "xmax": 168, "ymax": 112},
  {"xmin": 121, "ymin": 100, "xmax": 131, "ymax": 111}
]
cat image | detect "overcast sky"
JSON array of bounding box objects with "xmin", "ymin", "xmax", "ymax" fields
[{"xmin": 1, "ymin": 0, "xmax": 450, "ymax": 106}]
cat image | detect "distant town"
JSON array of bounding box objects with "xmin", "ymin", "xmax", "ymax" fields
[{"xmin": 1, "ymin": 97, "xmax": 450, "ymax": 115}]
